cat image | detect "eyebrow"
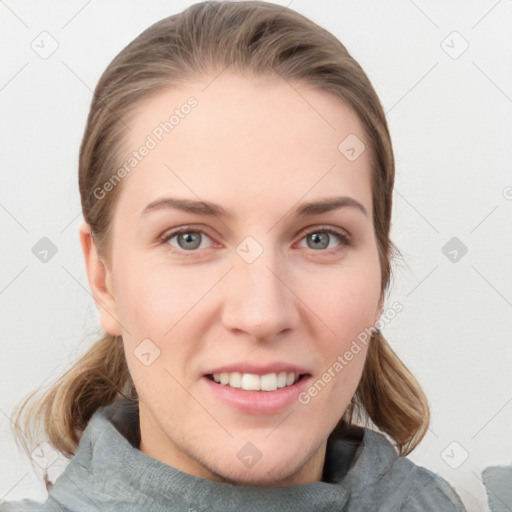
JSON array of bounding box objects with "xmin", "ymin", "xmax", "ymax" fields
[{"xmin": 141, "ymin": 195, "xmax": 368, "ymax": 219}]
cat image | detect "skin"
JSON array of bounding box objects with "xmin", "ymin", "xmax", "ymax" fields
[{"xmin": 80, "ymin": 72, "xmax": 384, "ymax": 487}]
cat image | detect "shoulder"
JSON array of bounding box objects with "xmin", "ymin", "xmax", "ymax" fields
[
  {"xmin": 346, "ymin": 428, "xmax": 467, "ymax": 511},
  {"xmin": 0, "ymin": 405, "xmax": 123, "ymax": 512},
  {"xmin": 394, "ymin": 462, "xmax": 467, "ymax": 512}
]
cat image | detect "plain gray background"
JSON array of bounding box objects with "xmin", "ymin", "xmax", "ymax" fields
[{"xmin": 1, "ymin": 1, "xmax": 511, "ymax": 511}]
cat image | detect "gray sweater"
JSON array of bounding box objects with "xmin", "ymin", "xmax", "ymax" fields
[{"xmin": 1, "ymin": 400, "xmax": 467, "ymax": 511}]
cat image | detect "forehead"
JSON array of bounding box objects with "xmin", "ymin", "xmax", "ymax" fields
[{"xmin": 115, "ymin": 72, "xmax": 373, "ymax": 221}]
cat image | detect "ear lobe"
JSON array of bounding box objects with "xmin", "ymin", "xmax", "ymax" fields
[{"xmin": 79, "ymin": 222, "xmax": 122, "ymax": 336}]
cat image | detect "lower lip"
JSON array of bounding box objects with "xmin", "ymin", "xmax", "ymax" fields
[{"xmin": 202, "ymin": 375, "xmax": 311, "ymax": 415}]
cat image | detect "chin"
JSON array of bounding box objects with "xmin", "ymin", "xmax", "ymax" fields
[
  {"xmin": 202, "ymin": 446, "xmax": 314, "ymax": 488},
  {"xmin": 214, "ymin": 464, "xmax": 301, "ymax": 488}
]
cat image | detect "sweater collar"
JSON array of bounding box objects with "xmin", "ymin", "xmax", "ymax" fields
[
  {"xmin": 48, "ymin": 399, "xmax": 393, "ymax": 512},
  {"xmin": 106, "ymin": 398, "xmax": 365, "ymax": 485}
]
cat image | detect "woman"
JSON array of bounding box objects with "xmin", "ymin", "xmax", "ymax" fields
[{"xmin": 3, "ymin": 1, "xmax": 467, "ymax": 510}]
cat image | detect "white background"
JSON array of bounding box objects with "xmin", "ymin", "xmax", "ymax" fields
[{"xmin": 1, "ymin": 1, "xmax": 511, "ymax": 511}]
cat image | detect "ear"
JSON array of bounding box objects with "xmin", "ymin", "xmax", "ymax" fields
[
  {"xmin": 373, "ymin": 244, "xmax": 392, "ymax": 326},
  {"xmin": 79, "ymin": 221, "xmax": 122, "ymax": 336},
  {"xmin": 373, "ymin": 293, "xmax": 385, "ymax": 327}
]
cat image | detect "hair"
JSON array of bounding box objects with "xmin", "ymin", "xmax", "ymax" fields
[{"xmin": 13, "ymin": 0, "xmax": 429, "ymax": 473}]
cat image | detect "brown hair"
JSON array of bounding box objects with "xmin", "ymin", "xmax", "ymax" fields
[{"xmin": 13, "ymin": 0, "xmax": 429, "ymax": 470}]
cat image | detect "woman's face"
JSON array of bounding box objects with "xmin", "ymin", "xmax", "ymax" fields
[{"xmin": 84, "ymin": 72, "xmax": 383, "ymax": 486}]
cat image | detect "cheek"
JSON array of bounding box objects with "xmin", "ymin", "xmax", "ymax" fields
[
  {"xmin": 299, "ymin": 254, "xmax": 381, "ymax": 402},
  {"xmin": 113, "ymin": 256, "xmax": 214, "ymax": 338},
  {"xmin": 112, "ymin": 259, "xmax": 215, "ymax": 395},
  {"xmin": 301, "ymin": 268, "xmax": 376, "ymax": 414},
  {"xmin": 304, "ymin": 258, "xmax": 381, "ymax": 339}
]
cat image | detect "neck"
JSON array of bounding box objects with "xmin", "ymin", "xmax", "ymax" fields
[{"xmin": 138, "ymin": 405, "xmax": 327, "ymax": 487}]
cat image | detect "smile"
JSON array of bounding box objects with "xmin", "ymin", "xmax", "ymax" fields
[{"xmin": 207, "ymin": 371, "xmax": 304, "ymax": 391}]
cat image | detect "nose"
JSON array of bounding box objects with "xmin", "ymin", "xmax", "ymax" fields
[{"xmin": 220, "ymin": 247, "xmax": 299, "ymax": 342}]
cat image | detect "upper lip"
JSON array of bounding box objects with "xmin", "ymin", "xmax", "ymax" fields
[{"xmin": 203, "ymin": 362, "xmax": 311, "ymax": 376}]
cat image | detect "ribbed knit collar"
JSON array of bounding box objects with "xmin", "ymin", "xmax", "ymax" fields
[{"xmin": 46, "ymin": 399, "xmax": 405, "ymax": 512}]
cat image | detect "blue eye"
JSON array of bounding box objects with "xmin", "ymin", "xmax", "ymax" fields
[
  {"xmin": 161, "ymin": 228, "xmax": 213, "ymax": 253},
  {"xmin": 159, "ymin": 225, "xmax": 351, "ymax": 257},
  {"xmin": 298, "ymin": 228, "xmax": 351, "ymax": 252}
]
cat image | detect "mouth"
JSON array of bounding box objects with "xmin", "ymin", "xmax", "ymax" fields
[
  {"xmin": 202, "ymin": 368, "xmax": 313, "ymax": 414},
  {"xmin": 205, "ymin": 371, "xmax": 309, "ymax": 391}
]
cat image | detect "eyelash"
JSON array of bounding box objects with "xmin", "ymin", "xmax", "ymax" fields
[{"xmin": 159, "ymin": 225, "xmax": 352, "ymax": 258}]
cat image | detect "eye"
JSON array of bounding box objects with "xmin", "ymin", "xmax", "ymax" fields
[
  {"xmin": 296, "ymin": 227, "xmax": 351, "ymax": 253},
  {"xmin": 160, "ymin": 227, "xmax": 215, "ymax": 255},
  {"xmin": 159, "ymin": 225, "xmax": 351, "ymax": 257}
]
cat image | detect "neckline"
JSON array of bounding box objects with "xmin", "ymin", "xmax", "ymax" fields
[
  {"xmin": 51, "ymin": 400, "xmax": 396, "ymax": 511},
  {"xmin": 104, "ymin": 398, "xmax": 365, "ymax": 485}
]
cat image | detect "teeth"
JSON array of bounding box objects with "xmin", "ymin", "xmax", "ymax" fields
[
  {"xmin": 276, "ymin": 371, "xmax": 288, "ymax": 388},
  {"xmin": 242, "ymin": 373, "xmax": 260, "ymax": 390},
  {"xmin": 228, "ymin": 372, "xmax": 241, "ymax": 388},
  {"xmin": 211, "ymin": 372, "xmax": 300, "ymax": 391},
  {"xmin": 260, "ymin": 373, "xmax": 277, "ymax": 391}
]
